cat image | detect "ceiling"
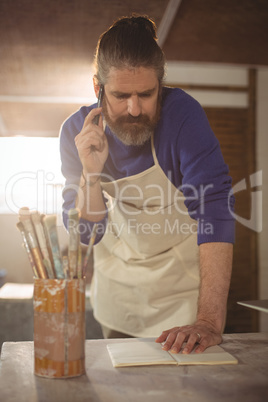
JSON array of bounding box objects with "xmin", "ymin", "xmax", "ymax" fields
[{"xmin": 0, "ymin": 0, "xmax": 268, "ymax": 137}]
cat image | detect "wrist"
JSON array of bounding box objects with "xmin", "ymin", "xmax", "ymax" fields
[
  {"xmin": 81, "ymin": 171, "xmax": 101, "ymax": 187},
  {"xmin": 195, "ymin": 317, "xmax": 224, "ymax": 334}
]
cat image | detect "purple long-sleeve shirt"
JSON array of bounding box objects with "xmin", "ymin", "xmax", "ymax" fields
[{"xmin": 60, "ymin": 87, "xmax": 235, "ymax": 245}]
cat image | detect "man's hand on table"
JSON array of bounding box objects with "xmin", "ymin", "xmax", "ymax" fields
[{"xmin": 155, "ymin": 321, "xmax": 222, "ymax": 354}]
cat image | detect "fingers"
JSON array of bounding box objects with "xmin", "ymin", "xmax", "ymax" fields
[
  {"xmin": 194, "ymin": 337, "xmax": 210, "ymax": 354},
  {"xmin": 75, "ymin": 131, "xmax": 105, "ymax": 153},
  {"xmin": 92, "ymin": 110, "xmax": 103, "ymax": 126},
  {"xmin": 161, "ymin": 329, "xmax": 193, "ymax": 354},
  {"xmin": 156, "ymin": 325, "xmax": 222, "ymax": 355},
  {"xmin": 80, "ymin": 110, "xmax": 105, "ymax": 144},
  {"xmin": 161, "ymin": 331, "xmax": 179, "ymax": 352},
  {"xmin": 74, "ymin": 109, "xmax": 108, "ymax": 174},
  {"xmin": 180, "ymin": 332, "xmax": 202, "ymax": 354},
  {"xmin": 155, "ymin": 327, "xmax": 179, "ymax": 344},
  {"xmin": 75, "ymin": 108, "xmax": 106, "ymax": 156},
  {"xmin": 83, "ymin": 107, "xmax": 103, "ymax": 128}
]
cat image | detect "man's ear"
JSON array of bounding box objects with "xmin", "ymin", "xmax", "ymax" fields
[{"xmin": 93, "ymin": 75, "xmax": 101, "ymax": 98}]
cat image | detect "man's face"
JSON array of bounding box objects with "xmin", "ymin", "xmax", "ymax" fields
[{"xmin": 101, "ymin": 67, "xmax": 161, "ymax": 146}]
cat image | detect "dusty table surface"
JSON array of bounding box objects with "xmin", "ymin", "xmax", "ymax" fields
[{"xmin": 0, "ymin": 333, "xmax": 267, "ymax": 402}]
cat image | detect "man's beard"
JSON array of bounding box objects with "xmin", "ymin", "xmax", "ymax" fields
[{"xmin": 102, "ymin": 96, "xmax": 161, "ymax": 146}]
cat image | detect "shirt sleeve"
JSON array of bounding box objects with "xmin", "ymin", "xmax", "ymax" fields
[
  {"xmin": 175, "ymin": 97, "xmax": 235, "ymax": 245},
  {"xmin": 59, "ymin": 107, "xmax": 108, "ymax": 245}
]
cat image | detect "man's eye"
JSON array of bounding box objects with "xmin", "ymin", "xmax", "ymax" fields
[
  {"xmin": 115, "ymin": 95, "xmax": 128, "ymax": 100},
  {"xmin": 140, "ymin": 93, "xmax": 152, "ymax": 98}
]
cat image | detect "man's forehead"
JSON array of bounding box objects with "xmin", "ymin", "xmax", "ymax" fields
[{"xmin": 105, "ymin": 66, "xmax": 159, "ymax": 92}]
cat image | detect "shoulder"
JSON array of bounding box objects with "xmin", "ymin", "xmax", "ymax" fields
[
  {"xmin": 155, "ymin": 87, "xmax": 219, "ymax": 165},
  {"xmin": 60, "ymin": 105, "xmax": 94, "ymax": 138},
  {"xmin": 161, "ymin": 86, "xmax": 206, "ymax": 122},
  {"xmin": 157, "ymin": 87, "xmax": 211, "ymax": 143}
]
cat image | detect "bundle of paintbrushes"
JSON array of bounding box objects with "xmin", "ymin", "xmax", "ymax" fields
[{"xmin": 17, "ymin": 207, "xmax": 97, "ymax": 280}]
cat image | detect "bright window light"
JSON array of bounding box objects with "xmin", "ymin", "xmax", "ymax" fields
[{"xmin": 0, "ymin": 137, "xmax": 65, "ymax": 215}]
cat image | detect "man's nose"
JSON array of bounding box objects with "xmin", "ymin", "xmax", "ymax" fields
[{"xmin": 127, "ymin": 96, "xmax": 141, "ymax": 117}]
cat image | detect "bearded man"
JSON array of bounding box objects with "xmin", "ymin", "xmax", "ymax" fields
[{"xmin": 60, "ymin": 15, "xmax": 235, "ymax": 354}]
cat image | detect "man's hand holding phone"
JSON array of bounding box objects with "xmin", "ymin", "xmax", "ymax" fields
[{"xmin": 75, "ymin": 86, "xmax": 108, "ymax": 181}]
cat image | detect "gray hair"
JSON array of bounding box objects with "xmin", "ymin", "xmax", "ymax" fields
[{"xmin": 94, "ymin": 15, "xmax": 166, "ymax": 84}]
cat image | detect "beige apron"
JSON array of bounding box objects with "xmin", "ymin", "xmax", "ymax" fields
[{"xmin": 92, "ymin": 136, "xmax": 200, "ymax": 337}]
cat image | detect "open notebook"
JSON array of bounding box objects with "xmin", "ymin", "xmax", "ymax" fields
[{"xmin": 107, "ymin": 341, "xmax": 238, "ymax": 368}]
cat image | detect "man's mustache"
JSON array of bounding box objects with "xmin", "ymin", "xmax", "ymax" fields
[{"xmin": 116, "ymin": 114, "xmax": 151, "ymax": 124}]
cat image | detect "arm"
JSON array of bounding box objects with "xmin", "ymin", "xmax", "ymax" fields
[
  {"xmin": 60, "ymin": 106, "xmax": 109, "ymax": 244},
  {"xmin": 74, "ymin": 107, "xmax": 108, "ymax": 222},
  {"xmin": 196, "ymin": 242, "xmax": 233, "ymax": 341},
  {"xmin": 155, "ymin": 242, "xmax": 233, "ymax": 353},
  {"xmin": 155, "ymin": 91, "xmax": 234, "ymax": 353}
]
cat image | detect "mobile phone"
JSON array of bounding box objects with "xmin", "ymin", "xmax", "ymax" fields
[{"xmin": 93, "ymin": 85, "xmax": 104, "ymax": 125}]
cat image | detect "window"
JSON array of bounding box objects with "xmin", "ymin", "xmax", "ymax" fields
[{"xmin": 0, "ymin": 137, "xmax": 64, "ymax": 215}]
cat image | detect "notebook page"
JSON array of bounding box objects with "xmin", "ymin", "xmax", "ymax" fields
[
  {"xmin": 107, "ymin": 341, "xmax": 177, "ymax": 367},
  {"xmin": 172, "ymin": 344, "xmax": 238, "ymax": 365}
]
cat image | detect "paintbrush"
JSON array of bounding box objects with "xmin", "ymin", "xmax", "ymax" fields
[
  {"xmin": 82, "ymin": 223, "xmax": 98, "ymax": 278},
  {"xmin": 68, "ymin": 208, "xmax": 80, "ymax": 279},
  {"xmin": 16, "ymin": 221, "xmax": 39, "ymax": 278},
  {"xmin": 42, "ymin": 215, "xmax": 65, "ymax": 279},
  {"xmin": 62, "ymin": 256, "xmax": 70, "ymax": 279},
  {"xmin": 31, "ymin": 211, "xmax": 55, "ymax": 279},
  {"xmin": 19, "ymin": 207, "xmax": 48, "ymax": 279},
  {"xmin": 40, "ymin": 213, "xmax": 56, "ymax": 275}
]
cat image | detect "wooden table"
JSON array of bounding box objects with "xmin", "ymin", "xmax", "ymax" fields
[{"xmin": 0, "ymin": 333, "xmax": 267, "ymax": 402}]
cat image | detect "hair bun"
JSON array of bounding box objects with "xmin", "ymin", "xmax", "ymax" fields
[{"xmin": 113, "ymin": 15, "xmax": 157, "ymax": 40}]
